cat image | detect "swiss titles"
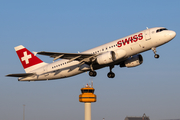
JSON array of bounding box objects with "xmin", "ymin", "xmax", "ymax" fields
[{"xmin": 117, "ymin": 33, "xmax": 143, "ymax": 47}]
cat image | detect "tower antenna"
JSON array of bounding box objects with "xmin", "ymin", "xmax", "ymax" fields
[{"xmin": 91, "ymin": 78, "xmax": 93, "ymax": 88}]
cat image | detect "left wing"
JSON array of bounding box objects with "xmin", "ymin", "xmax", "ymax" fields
[{"xmin": 37, "ymin": 51, "xmax": 97, "ymax": 63}]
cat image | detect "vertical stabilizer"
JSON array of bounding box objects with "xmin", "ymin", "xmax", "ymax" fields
[{"xmin": 15, "ymin": 45, "xmax": 47, "ymax": 73}]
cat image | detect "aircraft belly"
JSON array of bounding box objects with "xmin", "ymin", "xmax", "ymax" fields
[
  {"xmin": 47, "ymin": 66, "xmax": 85, "ymax": 79},
  {"xmin": 139, "ymin": 40, "xmax": 152, "ymax": 51},
  {"xmin": 129, "ymin": 43, "xmax": 141, "ymax": 54}
]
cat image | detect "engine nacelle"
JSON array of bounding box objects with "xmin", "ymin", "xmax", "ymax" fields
[
  {"xmin": 96, "ymin": 51, "xmax": 115, "ymax": 65},
  {"xmin": 96, "ymin": 50, "xmax": 127, "ymax": 65},
  {"xmin": 114, "ymin": 49, "xmax": 127, "ymax": 60},
  {"xmin": 120, "ymin": 54, "xmax": 143, "ymax": 68}
]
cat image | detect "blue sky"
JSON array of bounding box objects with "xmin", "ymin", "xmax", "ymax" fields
[{"xmin": 1, "ymin": 0, "xmax": 180, "ymax": 120}]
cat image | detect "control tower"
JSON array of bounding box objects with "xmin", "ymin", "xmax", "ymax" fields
[{"xmin": 79, "ymin": 84, "xmax": 96, "ymax": 120}]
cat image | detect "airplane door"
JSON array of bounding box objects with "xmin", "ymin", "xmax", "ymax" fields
[
  {"xmin": 138, "ymin": 30, "xmax": 152, "ymax": 50},
  {"xmin": 144, "ymin": 29, "xmax": 151, "ymax": 40}
]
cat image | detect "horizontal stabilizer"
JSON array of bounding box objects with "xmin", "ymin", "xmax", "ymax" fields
[{"xmin": 6, "ymin": 73, "xmax": 35, "ymax": 77}]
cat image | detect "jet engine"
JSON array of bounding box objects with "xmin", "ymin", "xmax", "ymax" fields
[
  {"xmin": 114, "ymin": 49, "xmax": 127, "ymax": 60},
  {"xmin": 96, "ymin": 51, "xmax": 115, "ymax": 65},
  {"xmin": 120, "ymin": 54, "xmax": 143, "ymax": 68},
  {"xmin": 96, "ymin": 50, "xmax": 127, "ymax": 65}
]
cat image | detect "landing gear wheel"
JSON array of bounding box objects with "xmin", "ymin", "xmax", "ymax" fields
[
  {"xmin": 89, "ymin": 71, "xmax": 97, "ymax": 77},
  {"xmin": 107, "ymin": 72, "xmax": 115, "ymax": 78},
  {"xmin": 154, "ymin": 54, "xmax": 159, "ymax": 59},
  {"xmin": 152, "ymin": 47, "xmax": 160, "ymax": 59}
]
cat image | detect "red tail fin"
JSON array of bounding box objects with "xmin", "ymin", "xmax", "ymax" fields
[{"xmin": 15, "ymin": 45, "xmax": 47, "ymax": 73}]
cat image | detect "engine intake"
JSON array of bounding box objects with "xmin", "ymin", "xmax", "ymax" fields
[{"xmin": 120, "ymin": 54, "xmax": 143, "ymax": 68}]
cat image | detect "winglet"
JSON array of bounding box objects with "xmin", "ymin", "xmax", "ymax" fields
[{"xmin": 32, "ymin": 51, "xmax": 38, "ymax": 56}]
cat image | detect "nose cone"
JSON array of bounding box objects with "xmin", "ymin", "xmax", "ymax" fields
[{"xmin": 169, "ymin": 31, "xmax": 176, "ymax": 39}]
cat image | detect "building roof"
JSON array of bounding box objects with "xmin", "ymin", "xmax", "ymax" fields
[{"xmin": 125, "ymin": 114, "xmax": 150, "ymax": 120}]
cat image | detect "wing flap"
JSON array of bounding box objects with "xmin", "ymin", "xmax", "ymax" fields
[
  {"xmin": 6, "ymin": 73, "xmax": 35, "ymax": 77},
  {"xmin": 37, "ymin": 51, "xmax": 94, "ymax": 61}
]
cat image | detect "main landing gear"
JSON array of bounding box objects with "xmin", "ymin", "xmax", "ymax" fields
[
  {"xmin": 88, "ymin": 64, "xmax": 115, "ymax": 78},
  {"xmin": 107, "ymin": 65, "xmax": 115, "ymax": 78},
  {"xmin": 151, "ymin": 47, "xmax": 160, "ymax": 59},
  {"xmin": 89, "ymin": 64, "xmax": 97, "ymax": 77},
  {"xmin": 89, "ymin": 71, "xmax": 97, "ymax": 77}
]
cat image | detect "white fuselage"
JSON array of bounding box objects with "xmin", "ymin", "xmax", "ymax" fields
[{"xmin": 19, "ymin": 27, "xmax": 176, "ymax": 81}]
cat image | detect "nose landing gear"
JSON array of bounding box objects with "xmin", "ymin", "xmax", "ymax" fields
[
  {"xmin": 154, "ymin": 54, "xmax": 159, "ymax": 58},
  {"xmin": 151, "ymin": 47, "xmax": 160, "ymax": 59}
]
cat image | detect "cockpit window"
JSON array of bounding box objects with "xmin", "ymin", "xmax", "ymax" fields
[{"xmin": 156, "ymin": 28, "xmax": 168, "ymax": 33}]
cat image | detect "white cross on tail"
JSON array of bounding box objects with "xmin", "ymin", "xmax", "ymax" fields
[{"xmin": 21, "ymin": 51, "xmax": 32, "ymax": 64}]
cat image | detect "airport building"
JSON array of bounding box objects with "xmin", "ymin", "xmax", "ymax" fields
[{"xmin": 125, "ymin": 114, "xmax": 150, "ymax": 120}]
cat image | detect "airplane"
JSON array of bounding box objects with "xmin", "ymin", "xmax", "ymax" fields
[{"xmin": 6, "ymin": 27, "xmax": 176, "ymax": 81}]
